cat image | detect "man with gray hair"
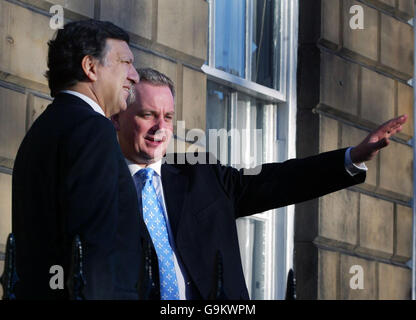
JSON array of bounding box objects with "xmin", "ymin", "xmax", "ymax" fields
[{"xmin": 113, "ymin": 68, "xmax": 406, "ymax": 300}]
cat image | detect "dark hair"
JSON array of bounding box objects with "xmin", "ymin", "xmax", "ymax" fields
[
  {"xmin": 45, "ymin": 19, "xmax": 129, "ymax": 97},
  {"xmin": 137, "ymin": 68, "xmax": 176, "ymax": 98}
]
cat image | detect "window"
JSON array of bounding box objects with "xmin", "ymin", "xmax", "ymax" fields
[
  {"xmin": 204, "ymin": 0, "xmax": 286, "ymax": 101},
  {"xmin": 211, "ymin": 0, "xmax": 281, "ymax": 89},
  {"xmin": 204, "ymin": 0, "xmax": 299, "ymax": 299}
]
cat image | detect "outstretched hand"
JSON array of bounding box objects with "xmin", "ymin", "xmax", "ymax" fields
[{"xmin": 350, "ymin": 114, "xmax": 408, "ymax": 164}]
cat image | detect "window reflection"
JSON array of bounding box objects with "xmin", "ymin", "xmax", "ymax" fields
[
  {"xmin": 214, "ymin": 0, "xmax": 246, "ymax": 77},
  {"xmin": 251, "ymin": 0, "xmax": 280, "ymax": 90},
  {"xmin": 211, "ymin": 0, "xmax": 281, "ymax": 91}
]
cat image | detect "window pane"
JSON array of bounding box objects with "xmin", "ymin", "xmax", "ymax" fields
[
  {"xmin": 214, "ymin": 0, "xmax": 246, "ymax": 77},
  {"xmin": 207, "ymin": 82, "xmax": 230, "ymax": 131},
  {"xmin": 251, "ymin": 0, "xmax": 280, "ymax": 90},
  {"xmin": 251, "ymin": 219, "xmax": 265, "ymax": 300},
  {"xmin": 206, "ymin": 81, "xmax": 232, "ymax": 165},
  {"xmin": 235, "ymin": 92, "xmax": 264, "ymax": 169},
  {"xmin": 206, "ymin": 81, "xmax": 273, "ymax": 168},
  {"xmin": 236, "ymin": 217, "xmax": 266, "ymax": 300}
]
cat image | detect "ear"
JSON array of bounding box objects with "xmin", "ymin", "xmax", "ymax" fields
[
  {"xmin": 111, "ymin": 114, "xmax": 121, "ymax": 131},
  {"xmin": 81, "ymin": 55, "xmax": 99, "ymax": 81}
]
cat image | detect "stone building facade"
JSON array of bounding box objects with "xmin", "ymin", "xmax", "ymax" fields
[
  {"xmin": 0, "ymin": 0, "xmax": 413, "ymax": 299},
  {"xmin": 296, "ymin": 0, "xmax": 414, "ymax": 299}
]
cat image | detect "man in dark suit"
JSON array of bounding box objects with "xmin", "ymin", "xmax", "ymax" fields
[
  {"xmin": 12, "ymin": 20, "xmax": 146, "ymax": 299},
  {"xmin": 113, "ymin": 68, "xmax": 407, "ymax": 300}
]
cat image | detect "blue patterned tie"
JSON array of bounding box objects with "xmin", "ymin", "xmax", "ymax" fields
[{"xmin": 134, "ymin": 168, "xmax": 179, "ymax": 300}]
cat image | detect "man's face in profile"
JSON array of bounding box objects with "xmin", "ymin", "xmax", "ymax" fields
[
  {"xmin": 115, "ymin": 81, "xmax": 175, "ymax": 165},
  {"xmin": 94, "ymin": 39, "xmax": 139, "ymax": 117}
]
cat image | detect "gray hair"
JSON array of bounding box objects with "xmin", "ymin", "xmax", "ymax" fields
[{"xmin": 137, "ymin": 67, "xmax": 175, "ymax": 98}]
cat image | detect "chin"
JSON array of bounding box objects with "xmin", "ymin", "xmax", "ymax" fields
[
  {"xmin": 140, "ymin": 156, "xmax": 158, "ymax": 165},
  {"xmin": 119, "ymin": 102, "xmax": 127, "ymax": 111}
]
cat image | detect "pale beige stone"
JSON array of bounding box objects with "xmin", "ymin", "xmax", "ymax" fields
[
  {"xmin": 182, "ymin": 67, "xmax": 206, "ymax": 131},
  {"xmin": 318, "ymin": 249, "xmax": 339, "ymax": 300},
  {"xmin": 380, "ymin": 14, "xmax": 413, "ymax": 76},
  {"xmin": 340, "ymin": 254, "xmax": 377, "ymax": 299},
  {"xmin": 378, "ymin": 0, "xmax": 395, "ymax": 7},
  {"xmin": 319, "ymin": 189, "xmax": 358, "ymax": 245},
  {"xmin": 100, "ymin": 0, "xmax": 153, "ymax": 40},
  {"xmin": 132, "ymin": 49, "xmax": 177, "ymax": 90},
  {"xmin": 379, "ymin": 263, "xmax": 411, "ymax": 299},
  {"xmin": 46, "ymin": 0, "xmax": 94, "ymax": 17},
  {"xmin": 322, "ymin": 0, "xmax": 340, "ymax": 45},
  {"xmin": 361, "ymin": 68, "xmax": 395, "ymax": 125},
  {"xmin": 0, "ymin": 173, "xmax": 12, "ymax": 248},
  {"xmin": 343, "ymin": 0, "xmax": 378, "ymax": 61},
  {"xmin": 157, "ymin": 0, "xmax": 208, "ymax": 60},
  {"xmin": 0, "ymin": 1, "xmax": 54, "ymax": 85},
  {"xmin": 398, "ymin": 82, "xmax": 413, "ymax": 137},
  {"xmin": 321, "ymin": 52, "xmax": 359, "ymax": 115},
  {"xmin": 398, "ymin": 0, "xmax": 415, "ymax": 15},
  {"xmin": 396, "ymin": 204, "xmax": 412, "ymax": 258},
  {"xmin": 319, "ymin": 115, "xmax": 339, "ymax": 153},
  {"xmin": 379, "ymin": 141, "xmax": 412, "ymax": 197},
  {"xmin": 359, "ymin": 194, "xmax": 394, "ymax": 254},
  {"xmin": 0, "ymin": 259, "xmax": 3, "ymax": 297},
  {"xmin": 0, "ymin": 86, "xmax": 27, "ymax": 160}
]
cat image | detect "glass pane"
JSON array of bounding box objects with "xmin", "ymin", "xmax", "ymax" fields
[
  {"xmin": 206, "ymin": 81, "xmax": 232, "ymax": 165},
  {"xmin": 207, "ymin": 82, "xmax": 230, "ymax": 131},
  {"xmin": 236, "ymin": 218, "xmax": 255, "ymax": 295},
  {"xmin": 235, "ymin": 95, "xmax": 250, "ymax": 169},
  {"xmin": 234, "ymin": 92, "xmax": 264, "ymax": 169},
  {"xmin": 214, "ymin": 0, "xmax": 246, "ymax": 77},
  {"xmin": 251, "ymin": 219, "xmax": 265, "ymax": 300},
  {"xmin": 236, "ymin": 217, "xmax": 266, "ymax": 300},
  {"xmin": 206, "ymin": 82, "xmax": 272, "ymax": 168},
  {"xmin": 251, "ymin": 0, "xmax": 281, "ymax": 90}
]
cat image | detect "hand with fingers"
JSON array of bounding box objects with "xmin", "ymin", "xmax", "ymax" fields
[{"xmin": 350, "ymin": 114, "xmax": 408, "ymax": 164}]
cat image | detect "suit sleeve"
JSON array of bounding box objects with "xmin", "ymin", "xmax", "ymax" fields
[
  {"xmin": 216, "ymin": 148, "xmax": 366, "ymax": 218},
  {"xmin": 62, "ymin": 115, "xmax": 120, "ymax": 248}
]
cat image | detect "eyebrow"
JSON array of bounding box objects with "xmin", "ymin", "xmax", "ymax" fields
[
  {"xmin": 141, "ymin": 109, "xmax": 175, "ymax": 115},
  {"xmin": 118, "ymin": 54, "xmax": 134, "ymax": 63}
]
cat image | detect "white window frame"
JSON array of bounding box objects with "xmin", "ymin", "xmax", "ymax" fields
[
  {"xmin": 203, "ymin": 0, "xmax": 299, "ymax": 300},
  {"xmin": 203, "ymin": 0, "xmax": 289, "ymax": 102}
]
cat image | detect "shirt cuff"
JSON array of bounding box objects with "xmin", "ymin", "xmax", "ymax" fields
[{"xmin": 344, "ymin": 147, "xmax": 368, "ymax": 176}]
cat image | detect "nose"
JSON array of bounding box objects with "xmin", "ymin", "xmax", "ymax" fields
[
  {"xmin": 128, "ymin": 64, "xmax": 140, "ymax": 84},
  {"xmin": 151, "ymin": 115, "xmax": 171, "ymax": 132}
]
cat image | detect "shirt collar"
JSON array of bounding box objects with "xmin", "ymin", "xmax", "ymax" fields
[
  {"xmin": 125, "ymin": 158, "xmax": 162, "ymax": 178},
  {"xmin": 61, "ymin": 90, "xmax": 106, "ymax": 118}
]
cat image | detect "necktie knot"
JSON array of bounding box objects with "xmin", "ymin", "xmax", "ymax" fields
[{"xmin": 136, "ymin": 167, "xmax": 154, "ymax": 184}]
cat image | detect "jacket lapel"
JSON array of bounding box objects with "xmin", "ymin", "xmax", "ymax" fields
[{"xmin": 161, "ymin": 163, "xmax": 188, "ymax": 241}]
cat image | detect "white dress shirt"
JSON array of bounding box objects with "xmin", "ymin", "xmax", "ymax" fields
[
  {"xmin": 61, "ymin": 90, "xmax": 106, "ymax": 117},
  {"xmin": 345, "ymin": 146, "xmax": 368, "ymax": 176}
]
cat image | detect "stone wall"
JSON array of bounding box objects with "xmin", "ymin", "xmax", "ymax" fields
[{"xmin": 296, "ymin": 0, "xmax": 413, "ymax": 299}]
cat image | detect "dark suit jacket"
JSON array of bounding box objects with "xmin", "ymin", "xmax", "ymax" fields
[
  {"xmin": 159, "ymin": 150, "xmax": 366, "ymax": 299},
  {"xmin": 12, "ymin": 93, "xmax": 148, "ymax": 299}
]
